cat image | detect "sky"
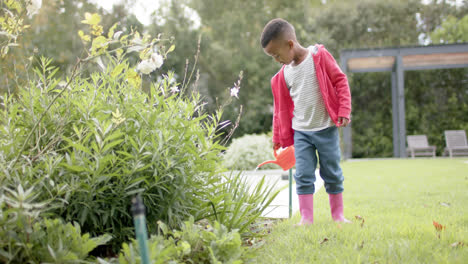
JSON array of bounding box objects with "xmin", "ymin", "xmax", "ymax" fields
[
  {"xmin": 92, "ymin": 0, "xmax": 465, "ymax": 26},
  {"xmin": 90, "ymin": 0, "xmax": 161, "ymax": 25},
  {"xmin": 421, "ymin": 0, "xmax": 465, "ymax": 6}
]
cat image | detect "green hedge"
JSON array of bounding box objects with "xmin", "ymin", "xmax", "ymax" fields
[{"xmin": 350, "ymin": 68, "xmax": 468, "ymax": 158}]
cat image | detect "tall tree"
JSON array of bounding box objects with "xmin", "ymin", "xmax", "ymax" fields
[
  {"xmin": 184, "ymin": 0, "xmax": 324, "ymax": 137},
  {"xmin": 0, "ymin": 0, "xmax": 143, "ymax": 94},
  {"xmin": 430, "ymin": 14, "xmax": 468, "ymax": 43}
]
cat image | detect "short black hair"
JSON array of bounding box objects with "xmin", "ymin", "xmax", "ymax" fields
[{"xmin": 260, "ymin": 18, "xmax": 294, "ymax": 48}]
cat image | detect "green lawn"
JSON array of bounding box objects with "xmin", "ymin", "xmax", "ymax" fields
[{"xmin": 252, "ymin": 158, "xmax": 468, "ymax": 264}]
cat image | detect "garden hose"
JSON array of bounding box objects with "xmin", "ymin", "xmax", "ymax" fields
[{"xmin": 131, "ymin": 195, "xmax": 151, "ymax": 264}]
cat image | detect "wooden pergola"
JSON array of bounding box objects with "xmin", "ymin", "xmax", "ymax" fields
[{"xmin": 340, "ymin": 43, "xmax": 468, "ymax": 159}]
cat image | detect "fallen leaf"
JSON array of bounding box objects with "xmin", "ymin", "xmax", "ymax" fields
[
  {"xmin": 355, "ymin": 215, "xmax": 365, "ymax": 227},
  {"xmin": 320, "ymin": 238, "xmax": 329, "ymax": 244},
  {"xmin": 433, "ymin": 221, "xmax": 445, "ymax": 231}
]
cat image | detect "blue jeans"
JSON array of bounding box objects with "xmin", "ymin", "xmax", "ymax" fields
[{"xmin": 294, "ymin": 126, "xmax": 344, "ymax": 195}]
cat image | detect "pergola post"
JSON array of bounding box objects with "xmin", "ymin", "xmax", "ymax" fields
[
  {"xmin": 391, "ymin": 70, "xmax": 399, "ymax": 157},
  {"xmin": 392, "ymin": 54, "xmax": 406, "ymax": 158}
]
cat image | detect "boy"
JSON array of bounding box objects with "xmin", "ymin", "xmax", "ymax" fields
[{"xmin": 261, "ymin": 18, "xmax": 351, "ymax": 224}]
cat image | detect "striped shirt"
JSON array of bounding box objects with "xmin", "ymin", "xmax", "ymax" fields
[{"xmin": 284, "ymin": 46, "xmax": 334, "ymax": 131}]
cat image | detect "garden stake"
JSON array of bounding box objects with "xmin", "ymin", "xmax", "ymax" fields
[
  {"xmin": 289, "ymin": 168, "xmax": 292, "ymax": 218},
  {"xmin": 131, "ymin": 195, "xmax": 151, "ymax": 264}
]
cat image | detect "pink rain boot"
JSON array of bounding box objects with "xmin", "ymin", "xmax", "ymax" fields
[
  {"xmin": 298, "ymin": 194, "xmax": 314, "ymax": 225},
  {"xmin": 329, "ymin": 193, "xmax": 351, "ymax": 223}
]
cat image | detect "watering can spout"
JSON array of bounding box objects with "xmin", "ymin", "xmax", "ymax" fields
[
  {"xmin": 256, "ymin": 146, "xmax": 296, "ymax": 171},
  {"xmin": 257, "ymin": 160, "xmax": 277, "ymax": 169}
]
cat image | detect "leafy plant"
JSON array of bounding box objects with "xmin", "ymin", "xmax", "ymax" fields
[
  {"xmin": 0, "ymin": 55, "xmax": 230, "ymax": 249},
  {"xmin": 0, "ymin": 0, "xmax": 36, "ymax": 57},
  {"xmin": 0, "ymin": 184, "xmax": 110, "ymax": 263},
  {"xmin": 206, "ymin": 172, "xmax": 282, "ymax": 236},
  {"xmin": 113, "ymin": 218, "xmax": 247, "ymax": 264},
  {"xmin": 30, "ymin": 219, "xmax": 112, "ymax": 263}
]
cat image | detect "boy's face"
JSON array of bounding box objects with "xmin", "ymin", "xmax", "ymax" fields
[{"xmin": 263, "ymin": 38, "xmax": 294, "ymax": 65}]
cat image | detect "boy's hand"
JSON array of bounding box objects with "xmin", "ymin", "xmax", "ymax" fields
[
  {"xmin": 273, "ymin": 142, "xmax": 281, "ymax": 151},
  {"xmin": 337, "ymin": 117, "xmax": 350, "ymax": 127}
]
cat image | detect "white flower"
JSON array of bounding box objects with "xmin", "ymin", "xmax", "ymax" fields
[
  {"xmin": 230, "ymin": 87, "xmax": 239, "ymax": 98},
  {"xmin": 136, "ymin": 53, "xmax": 164, "ymax": 75},
  {"xmin": 230, "ymin": 75, "xmax": 242, "ymax": 99},
  {"xmin": 27, "ymin": 0, "xmax": 42, "ymax": 17},
  {"xmin": 150, "ymin": 53, "xmax": 164, "ymax": 69},
  {"xmin": 136, "ymin": 59, "xmax": 156, "ymax": 74},
  {"xmin": 170, "ymin": 86, "xmax": 179, "ymax": 94}
]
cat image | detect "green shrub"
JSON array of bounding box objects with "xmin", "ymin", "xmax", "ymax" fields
[
  {"xmin": 223, "ymin": 134, "xmax": 278, "ymax": 170},
  {"xmin": 112, "ymin": 218, "xmax": 248, "ymax": 264},
  {"xmin": 0, "ymin": 32, "xmax": 278, "ymax": 255},
  {"xmin": 350, "ymin": 67, "xmax": 468, "ymax": 158},
  {"xmin": 0, "ymin": 7, "xmax": 280, "ymax": 259},
  {"xmin": 0, "ymin": 57, "xmax": 229, "ymax": 249},
  {"xmin": 0, "ymin": 184, "xmax": 110, "ymax": 263},
  {"xmin": 0, "ymin": 66, "xmax": 278, "ymax": 262}
]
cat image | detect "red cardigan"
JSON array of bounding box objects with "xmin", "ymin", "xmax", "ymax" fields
[{"xmin": 271, "ymin": 44, "xmax": 352, "ymax": 147}]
